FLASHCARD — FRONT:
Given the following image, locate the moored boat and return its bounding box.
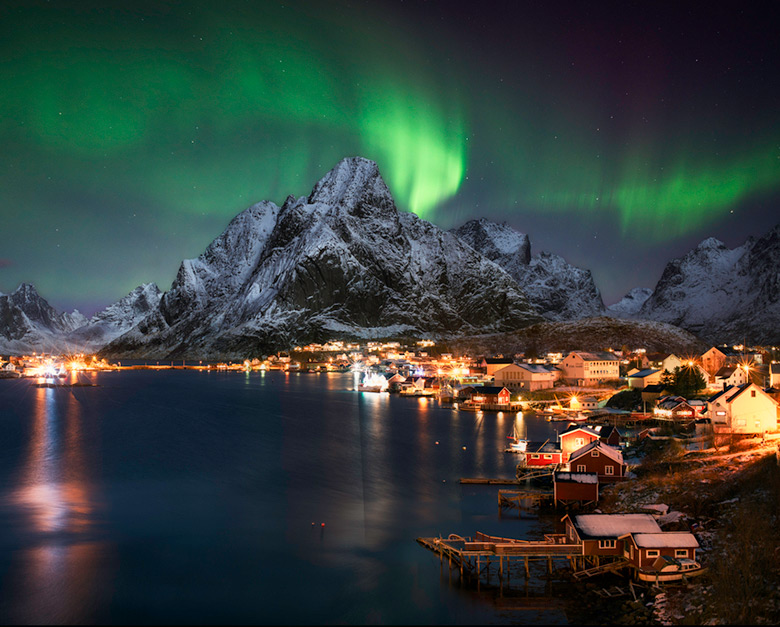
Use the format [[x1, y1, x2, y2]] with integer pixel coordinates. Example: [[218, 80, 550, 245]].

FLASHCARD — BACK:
[[635, 556, 706, 582]]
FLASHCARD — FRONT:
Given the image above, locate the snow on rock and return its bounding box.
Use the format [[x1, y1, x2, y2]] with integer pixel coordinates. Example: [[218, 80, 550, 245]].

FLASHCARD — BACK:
[[607, 287, 653, 318], [635, 225, 780, 344], [100, 157, 543, 359], [451, 218, 606, 320]]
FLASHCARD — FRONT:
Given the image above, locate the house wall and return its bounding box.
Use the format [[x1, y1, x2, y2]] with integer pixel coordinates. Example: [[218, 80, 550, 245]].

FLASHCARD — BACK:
[[561, 353, 620, 385], [570, 450, 625, 481], [560, 431, 599, 462], [494, 364, 556, 391], [524, 451, 562, 466], [554, 481, 599, 502], [625, 544, 695, 570], [730, 389, 778, 433]]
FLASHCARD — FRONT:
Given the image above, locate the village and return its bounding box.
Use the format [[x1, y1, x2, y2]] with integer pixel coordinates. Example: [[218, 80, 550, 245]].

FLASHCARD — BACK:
[[3, 341, 780, 623]]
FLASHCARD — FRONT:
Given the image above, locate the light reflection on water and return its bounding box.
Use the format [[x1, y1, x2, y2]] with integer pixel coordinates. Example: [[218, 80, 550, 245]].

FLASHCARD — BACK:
[[0, 371, 568, 624], [4, 385, 111, 624]]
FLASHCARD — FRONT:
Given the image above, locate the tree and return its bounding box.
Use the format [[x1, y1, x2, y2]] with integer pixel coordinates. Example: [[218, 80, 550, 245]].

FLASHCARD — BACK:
[[660, 368, 674, 390], [671, 364, 707, 396]]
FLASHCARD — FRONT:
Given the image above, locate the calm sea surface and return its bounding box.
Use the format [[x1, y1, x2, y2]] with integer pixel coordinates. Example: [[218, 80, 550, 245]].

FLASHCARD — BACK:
[[0, 370, 572, 624]]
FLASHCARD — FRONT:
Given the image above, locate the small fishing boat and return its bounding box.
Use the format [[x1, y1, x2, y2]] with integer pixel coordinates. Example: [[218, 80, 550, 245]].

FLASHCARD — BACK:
[[635, 556, 706, 583], [505, 425, 528, 453]]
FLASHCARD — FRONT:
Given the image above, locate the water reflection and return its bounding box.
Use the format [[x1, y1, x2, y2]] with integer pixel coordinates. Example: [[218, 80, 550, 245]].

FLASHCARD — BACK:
[[6, 387, 109, 623]]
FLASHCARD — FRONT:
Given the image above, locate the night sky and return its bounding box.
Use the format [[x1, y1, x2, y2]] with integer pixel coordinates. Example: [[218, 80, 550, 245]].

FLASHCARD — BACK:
[[2, 0, 778, 316]]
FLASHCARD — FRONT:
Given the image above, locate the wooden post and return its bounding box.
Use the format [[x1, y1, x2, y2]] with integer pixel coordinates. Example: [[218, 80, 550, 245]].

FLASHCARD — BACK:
[[525, 556, 529, 578], [547, 556, 552, 574]]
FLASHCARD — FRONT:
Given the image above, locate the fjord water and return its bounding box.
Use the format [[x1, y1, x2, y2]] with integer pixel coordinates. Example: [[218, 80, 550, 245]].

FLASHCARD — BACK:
[[0, 370, 568, 624]]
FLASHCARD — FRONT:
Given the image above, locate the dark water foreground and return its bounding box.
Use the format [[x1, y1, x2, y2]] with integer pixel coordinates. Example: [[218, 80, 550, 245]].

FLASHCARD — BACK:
[[0, 370, 571, 624]]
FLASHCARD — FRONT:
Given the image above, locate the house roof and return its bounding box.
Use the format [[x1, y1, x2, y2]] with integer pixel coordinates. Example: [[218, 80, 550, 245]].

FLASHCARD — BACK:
[[628, 368, 661, 378], [569, 440, 624, 465], [770, 364, 780, 375], [516, 363, 555, 374], [709, 382, 775, 405], [572, 514, 661, 539], [642, 384, 668, 394], [656, 397, 694, 411], [554, 472, 598, 484], [483, 358, 513, 364], [470, 386, 508, 395], [715, 364, 741, 377], [567, 351, 619, 362], [527, 441, 561, 454], [560, 424, 601, 439], [599, 425, 621, 439], [627, 532, 699, 549]]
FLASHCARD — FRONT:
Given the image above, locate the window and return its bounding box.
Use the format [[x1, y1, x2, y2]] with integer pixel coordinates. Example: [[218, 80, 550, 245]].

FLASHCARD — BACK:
[[675, 549, 688, 558], [604, 465, 614, 475], [598, 540, 616, 549], [591, 451, 599, 457], [575, 438, 584, 447], [544, 454, 552, 459], [576, 464, 586, 473], [751, 390, 756, 397], [646, 550, 660, 558]]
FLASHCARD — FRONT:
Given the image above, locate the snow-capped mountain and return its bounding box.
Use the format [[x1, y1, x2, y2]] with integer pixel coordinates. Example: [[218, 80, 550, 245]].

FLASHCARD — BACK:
[[0, 283, 87, 354], [630, 225, 780, 344], [452, 218, 606, 320], [607, 287, 653, 318], [64, 283, 163, 352], [100, 157, 543, 359]]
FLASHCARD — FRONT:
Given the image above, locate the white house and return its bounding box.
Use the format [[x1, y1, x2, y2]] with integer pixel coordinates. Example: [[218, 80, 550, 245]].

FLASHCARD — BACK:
[[707, 382, 778, 435], [769, 363, 780, 389], [713, 365, 749, 390]]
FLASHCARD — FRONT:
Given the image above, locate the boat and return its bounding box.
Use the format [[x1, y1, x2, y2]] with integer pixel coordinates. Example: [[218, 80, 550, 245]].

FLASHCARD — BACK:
[[505, 424, 528, 453], [635, 556, 706, 583]]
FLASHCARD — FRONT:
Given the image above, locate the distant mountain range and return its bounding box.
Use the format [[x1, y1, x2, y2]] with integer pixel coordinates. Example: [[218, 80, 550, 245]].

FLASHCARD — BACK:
[[1, 157, 778, 358]]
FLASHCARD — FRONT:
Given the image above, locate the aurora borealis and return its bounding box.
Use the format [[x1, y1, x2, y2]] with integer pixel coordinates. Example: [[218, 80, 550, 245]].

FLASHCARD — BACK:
[[1, 0, 778, 314]]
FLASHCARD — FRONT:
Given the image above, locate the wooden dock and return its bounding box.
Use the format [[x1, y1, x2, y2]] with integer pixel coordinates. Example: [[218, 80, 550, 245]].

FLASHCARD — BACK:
[[460, 477, 522, 485], [417, 532, 583, 587]]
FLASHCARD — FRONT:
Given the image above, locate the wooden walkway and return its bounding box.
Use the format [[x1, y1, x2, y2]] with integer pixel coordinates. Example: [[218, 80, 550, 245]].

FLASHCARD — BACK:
[[417, 532, 583, 586], [570, 558, 631, 580]]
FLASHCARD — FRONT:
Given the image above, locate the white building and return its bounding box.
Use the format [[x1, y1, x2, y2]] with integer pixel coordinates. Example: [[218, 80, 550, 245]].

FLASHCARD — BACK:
[[707, 383, 778, 435]]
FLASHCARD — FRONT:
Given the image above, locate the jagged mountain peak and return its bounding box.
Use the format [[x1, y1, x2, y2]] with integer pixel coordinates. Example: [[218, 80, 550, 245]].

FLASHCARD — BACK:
[[452, 218, 605, 321], [307, 157, 395, 217], [101, 158, 542, 359]]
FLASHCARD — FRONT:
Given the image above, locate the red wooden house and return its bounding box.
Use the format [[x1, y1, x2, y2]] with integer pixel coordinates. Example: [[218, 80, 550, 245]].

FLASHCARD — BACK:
[[562, 513, 662, 562], [620, 532, 699, 572], [523, 441, 564, 466], [553, 471, 599, 505], [559, 425, 601, 462], [598, 425, 622, 447], [466, 386, 511, 405], [568, 440, 627, 482]]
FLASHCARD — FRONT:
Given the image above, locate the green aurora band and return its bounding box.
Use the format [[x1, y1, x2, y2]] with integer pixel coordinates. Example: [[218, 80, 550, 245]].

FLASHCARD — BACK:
[[1, 1, 779, 309]]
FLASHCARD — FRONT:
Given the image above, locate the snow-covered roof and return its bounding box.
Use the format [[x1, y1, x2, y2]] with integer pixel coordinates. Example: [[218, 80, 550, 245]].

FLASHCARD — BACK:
[[629, 532, 699, 549], [569, 439, 624, 464], [628, 368, 661, 378], [560, 424, 601, 438], [554, 472, 598, 484], [573, 514, 661, 538]]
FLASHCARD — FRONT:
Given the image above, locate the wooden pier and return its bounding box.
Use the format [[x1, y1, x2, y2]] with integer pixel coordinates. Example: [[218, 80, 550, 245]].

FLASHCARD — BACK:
[[417, 532, 583, 587]]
